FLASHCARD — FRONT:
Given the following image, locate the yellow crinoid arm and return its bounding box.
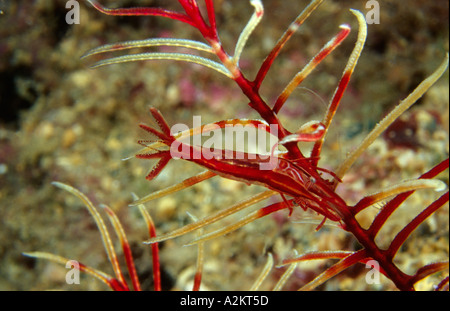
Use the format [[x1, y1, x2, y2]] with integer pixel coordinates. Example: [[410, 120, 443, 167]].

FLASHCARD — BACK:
[[249, 253, 274, 291], [144, 190, 276, 244], [51, 182, 128, 288], [232, 0, 264, 66], [23, 252, 117, 289], [336, 53, 449, 179], [130, 170, 217, 206], [352, 179, 447, 215], [89, 52, 232, 78], [82, 38, 214, 59]]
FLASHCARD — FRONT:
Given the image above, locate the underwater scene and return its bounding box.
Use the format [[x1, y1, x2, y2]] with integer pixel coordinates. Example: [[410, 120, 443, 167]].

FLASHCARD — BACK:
[[0, 0, 448, 291]]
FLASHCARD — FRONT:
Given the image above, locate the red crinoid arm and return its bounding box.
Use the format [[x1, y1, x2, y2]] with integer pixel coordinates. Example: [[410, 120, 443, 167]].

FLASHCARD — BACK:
[[387, 191, 449, 259], [149, 107, 171, 137], [193, 242, 204, 291], [102, 205, 142, 291], [254, 0, 324, 89], [178, 0, 203, 25], [136, 151, 172, 181], [435, 276, 450, 291], [272, 24, 350, 114], [176, 0, 218, 41], [86, 0, 195, 26], [135, 201, 161, 291], [310, 9, 367, 166], [281, 250, 390, 276], [204, 0, 217, 33], [410, 262, 449, 287], [136, 108, 175, 181], [368, 159, 449, 239], [138, 124, 168, 143], [299, 249, 368, 291], [148, 220, 161, 291], [188, 213, 205, 291], [139, 107, 173, 143], [281, 250, 355, 265]]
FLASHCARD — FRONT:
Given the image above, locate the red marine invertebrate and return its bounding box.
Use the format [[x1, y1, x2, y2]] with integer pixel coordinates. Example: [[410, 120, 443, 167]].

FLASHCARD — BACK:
[[26, 0, 448, 291]]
